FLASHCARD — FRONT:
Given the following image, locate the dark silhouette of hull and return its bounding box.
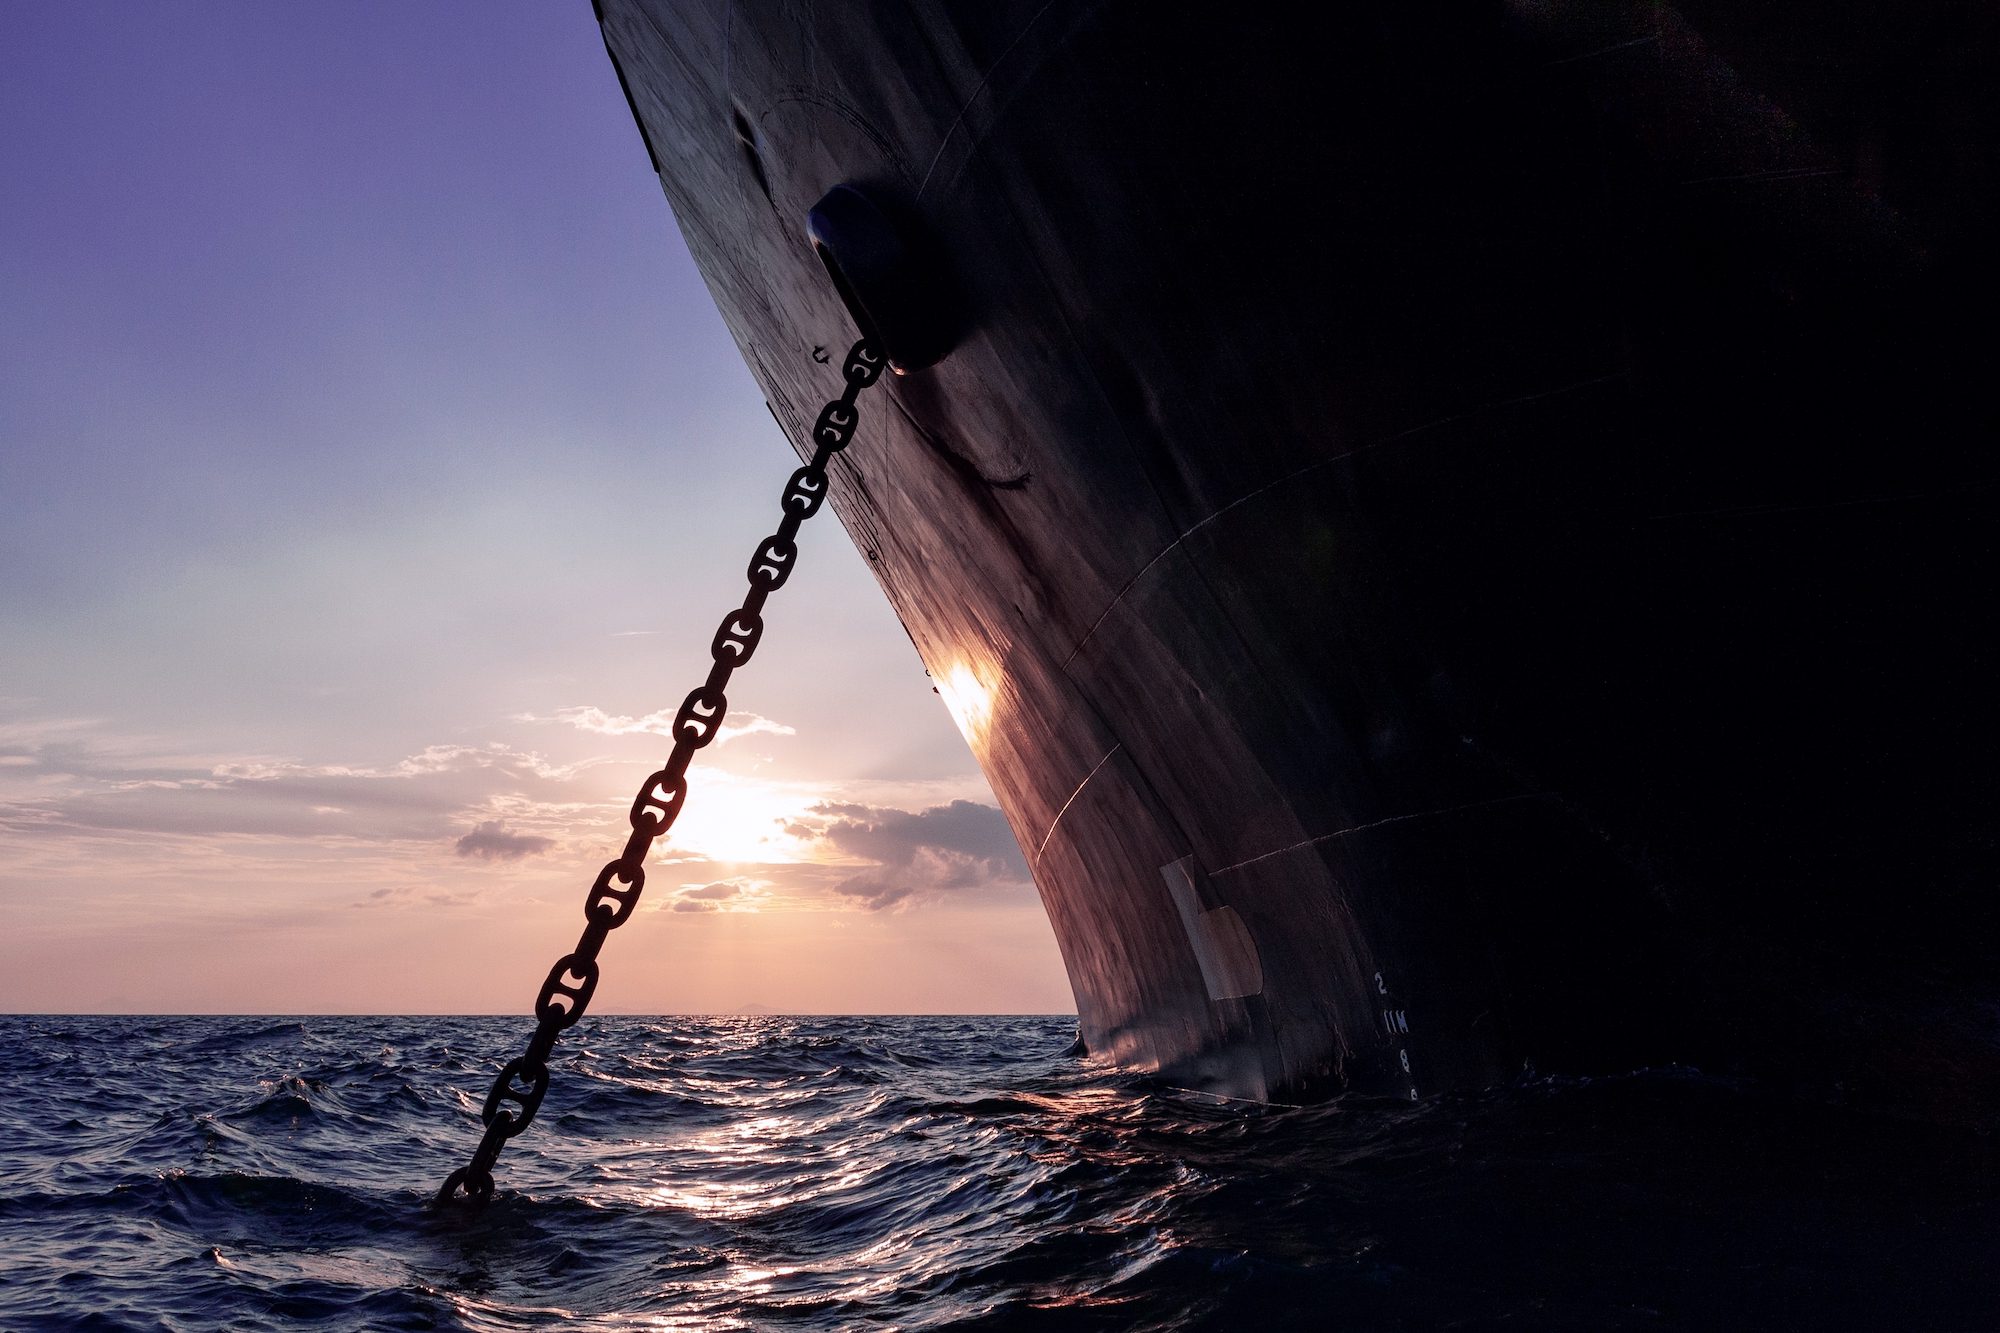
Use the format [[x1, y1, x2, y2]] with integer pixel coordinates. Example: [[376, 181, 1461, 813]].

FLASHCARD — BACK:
[[595, 1, 1998, 1117]]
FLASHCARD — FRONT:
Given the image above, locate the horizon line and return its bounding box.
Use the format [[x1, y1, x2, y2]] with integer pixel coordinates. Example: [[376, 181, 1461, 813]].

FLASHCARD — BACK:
[[0, 1010, 1081, 1019]]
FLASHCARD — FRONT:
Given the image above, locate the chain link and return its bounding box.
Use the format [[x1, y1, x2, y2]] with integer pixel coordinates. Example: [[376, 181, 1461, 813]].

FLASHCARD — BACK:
[[435, 338, 884, 1207]]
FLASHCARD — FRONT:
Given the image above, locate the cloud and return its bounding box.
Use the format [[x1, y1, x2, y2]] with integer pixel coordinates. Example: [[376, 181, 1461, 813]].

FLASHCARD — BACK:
[[1, 708, 1027, 927], [0, 727, 600, 849], [714, 713, 798, 746], [209, 742, 593, 786], [351, 884, 478, 909], [518, 705, 795, 747], [667, 876, 769, 913], [812, 799, 1024, 864], [454, 820, 555, 862], [0, 716, 105, 747], [788, 800, 1031, 911]]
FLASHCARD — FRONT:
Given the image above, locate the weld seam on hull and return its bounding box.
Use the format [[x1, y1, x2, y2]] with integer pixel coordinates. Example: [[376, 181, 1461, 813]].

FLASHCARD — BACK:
[[1032, 743, 1123, 866], [1059, 373, 1626, 671], [914, 0, 1064, 199], [1207, 792, 1555, 878]]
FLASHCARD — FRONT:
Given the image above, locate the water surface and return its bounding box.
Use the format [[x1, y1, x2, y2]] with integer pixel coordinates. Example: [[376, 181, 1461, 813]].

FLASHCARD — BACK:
[[1, 1015, 1992, 1329]]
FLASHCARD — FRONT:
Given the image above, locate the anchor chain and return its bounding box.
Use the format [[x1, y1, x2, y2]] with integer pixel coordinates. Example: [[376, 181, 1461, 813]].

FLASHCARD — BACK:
[[436, 338, 884, 1207]]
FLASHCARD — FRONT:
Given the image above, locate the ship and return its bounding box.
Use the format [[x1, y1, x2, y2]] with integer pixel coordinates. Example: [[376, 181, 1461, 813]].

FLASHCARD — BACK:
[[589, 0, 1998, 1118]]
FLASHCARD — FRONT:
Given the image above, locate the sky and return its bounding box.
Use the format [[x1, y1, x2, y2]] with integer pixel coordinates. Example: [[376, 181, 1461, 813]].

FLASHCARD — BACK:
[[0, 2, 1073, 1015]]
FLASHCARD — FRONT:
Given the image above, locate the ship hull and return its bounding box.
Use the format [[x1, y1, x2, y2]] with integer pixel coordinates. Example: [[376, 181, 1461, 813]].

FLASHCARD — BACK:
[[597, 0, 1998, 1115]]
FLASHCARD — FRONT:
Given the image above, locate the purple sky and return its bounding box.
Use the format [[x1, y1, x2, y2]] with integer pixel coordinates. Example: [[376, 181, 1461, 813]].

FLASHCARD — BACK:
[[0, 3, 1071, 1014]]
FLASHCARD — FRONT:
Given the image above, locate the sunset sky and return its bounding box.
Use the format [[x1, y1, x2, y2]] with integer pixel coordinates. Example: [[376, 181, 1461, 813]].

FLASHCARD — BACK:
[[0, 3, 1073, 1015]]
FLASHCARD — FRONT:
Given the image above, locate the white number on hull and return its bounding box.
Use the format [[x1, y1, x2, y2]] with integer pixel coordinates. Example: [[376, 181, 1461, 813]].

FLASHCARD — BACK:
[[1373, 967, 1420, 1102]]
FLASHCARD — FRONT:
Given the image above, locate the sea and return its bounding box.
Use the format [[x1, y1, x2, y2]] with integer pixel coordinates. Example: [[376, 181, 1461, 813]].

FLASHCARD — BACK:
[[0, 1014, 1993, 1331]]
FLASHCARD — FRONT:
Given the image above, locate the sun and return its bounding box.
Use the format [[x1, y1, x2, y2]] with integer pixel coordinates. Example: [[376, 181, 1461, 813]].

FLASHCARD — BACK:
[[665, 768, 813, 865]]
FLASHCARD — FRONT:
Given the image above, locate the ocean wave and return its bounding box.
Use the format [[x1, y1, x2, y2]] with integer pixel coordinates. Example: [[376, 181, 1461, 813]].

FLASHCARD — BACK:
[[183, 1019, 310, 1052]]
